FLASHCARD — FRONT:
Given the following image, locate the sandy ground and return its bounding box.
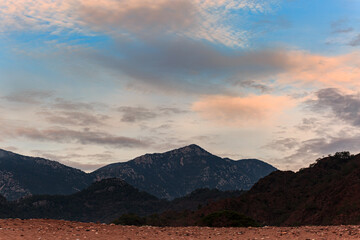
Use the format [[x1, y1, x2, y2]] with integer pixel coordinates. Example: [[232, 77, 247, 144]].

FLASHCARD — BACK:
[[0, 219, 359, 240]]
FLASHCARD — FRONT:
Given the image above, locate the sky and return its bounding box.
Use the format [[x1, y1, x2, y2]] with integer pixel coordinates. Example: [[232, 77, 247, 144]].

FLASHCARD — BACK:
[[0, 0, 360, 172]]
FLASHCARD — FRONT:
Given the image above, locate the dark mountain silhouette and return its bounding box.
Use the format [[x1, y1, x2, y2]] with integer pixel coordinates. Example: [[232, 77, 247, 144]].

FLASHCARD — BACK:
[[0, 145, 276, 201], [8, 178, 164, 223], [0, 149, 92, 200], [157, 151, 360, 226], [92, 144, 276, 199], [0, 179, 243, 223]]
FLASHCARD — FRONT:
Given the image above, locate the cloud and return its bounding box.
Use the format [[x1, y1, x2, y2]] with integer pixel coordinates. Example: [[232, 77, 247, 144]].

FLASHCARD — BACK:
[[332, 28, 354, 34], [31, 150, 116, 172], [0, 0, 76, 33], [77, 0, 280, 47], [117, 106, 187, 122], [296, 118, 320, 131], [265, 137, 299, 151], [39, 111, 109, 126], [0, 0, 280, 47], [52, 98, 96, 111], [12, 127, 148, 148], [3, 90, 53, 104], [284, 134, 360, 167], [349, 34, 360, 47], [78, 40, 360, 94], [78, 0, 196, 35], [330, 19, 354, 34], [192, 94, 294, 125], [276, 51, 360, 89], [307, 88, 360, 126], [85, 39, 295, 94], [118, 107, 157, 122]]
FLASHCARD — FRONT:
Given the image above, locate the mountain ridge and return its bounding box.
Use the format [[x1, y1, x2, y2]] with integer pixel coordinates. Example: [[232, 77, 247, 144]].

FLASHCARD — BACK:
[[92, 144, 276, 199], [0, 144, 276, 200]]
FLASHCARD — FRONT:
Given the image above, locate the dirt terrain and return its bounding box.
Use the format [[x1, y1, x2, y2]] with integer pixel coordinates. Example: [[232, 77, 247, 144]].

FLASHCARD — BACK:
[[0, 219, 359, 239]]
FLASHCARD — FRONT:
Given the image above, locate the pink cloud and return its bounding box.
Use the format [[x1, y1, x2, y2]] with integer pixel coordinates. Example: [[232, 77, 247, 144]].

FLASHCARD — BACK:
[[192, 94, 294, 126], [277, 51, 360, 89]]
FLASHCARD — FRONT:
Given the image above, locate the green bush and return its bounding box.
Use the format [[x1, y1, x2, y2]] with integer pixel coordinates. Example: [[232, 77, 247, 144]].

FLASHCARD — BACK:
[[202, 210, 260, 227]]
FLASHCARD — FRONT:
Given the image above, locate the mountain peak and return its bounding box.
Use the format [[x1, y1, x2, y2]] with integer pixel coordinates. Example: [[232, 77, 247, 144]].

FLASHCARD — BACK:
[[169, 144, 211, 156]]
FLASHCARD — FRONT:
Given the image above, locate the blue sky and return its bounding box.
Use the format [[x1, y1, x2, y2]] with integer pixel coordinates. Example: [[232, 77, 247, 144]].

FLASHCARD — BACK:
[[0, 0, 360, 171]]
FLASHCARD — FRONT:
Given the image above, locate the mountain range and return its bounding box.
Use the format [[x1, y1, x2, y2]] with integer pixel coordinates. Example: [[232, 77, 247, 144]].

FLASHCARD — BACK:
[[0, 150, 359, 227], [0, 144, 276, 200]]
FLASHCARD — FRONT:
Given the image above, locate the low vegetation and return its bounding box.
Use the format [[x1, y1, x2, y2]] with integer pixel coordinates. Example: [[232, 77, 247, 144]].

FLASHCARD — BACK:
[[201, 210, 260, 227]]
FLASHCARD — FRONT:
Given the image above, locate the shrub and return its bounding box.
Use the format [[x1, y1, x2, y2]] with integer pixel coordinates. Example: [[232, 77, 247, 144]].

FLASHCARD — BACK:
[[333, 151, 353, 160], [112, 213, 145, 226], [202, 210, 260, 227]]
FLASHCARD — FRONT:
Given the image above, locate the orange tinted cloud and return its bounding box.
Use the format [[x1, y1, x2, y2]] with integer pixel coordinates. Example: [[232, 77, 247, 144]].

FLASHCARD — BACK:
[[192, 95, 294, 126], [278, 51, 360, 89]]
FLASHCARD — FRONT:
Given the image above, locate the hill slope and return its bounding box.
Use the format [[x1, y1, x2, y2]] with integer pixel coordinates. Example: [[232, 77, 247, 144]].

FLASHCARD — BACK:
[[173, 151, 360, 226], [9, 178, 165, 223], [0, 149, 92, 200], [92, 144, 276, 199]]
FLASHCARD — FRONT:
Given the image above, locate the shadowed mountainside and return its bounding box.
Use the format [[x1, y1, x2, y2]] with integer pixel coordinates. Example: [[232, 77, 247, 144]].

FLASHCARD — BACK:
[[154, 151, 360, 226], [92, 144, 276, 199], [0, 149, 92, 200], [0, 179, 243, 223]]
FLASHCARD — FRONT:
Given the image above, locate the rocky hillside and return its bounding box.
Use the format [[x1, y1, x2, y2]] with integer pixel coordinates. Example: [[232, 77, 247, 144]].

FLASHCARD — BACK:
[[165, 151, 360, 226], [0, 149, 92, 200], [92, 144, 276, 199]]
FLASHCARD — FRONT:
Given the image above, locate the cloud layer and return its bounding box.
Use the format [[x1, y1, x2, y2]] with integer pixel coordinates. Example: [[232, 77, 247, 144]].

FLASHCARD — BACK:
[[0, 0, 279, 47]]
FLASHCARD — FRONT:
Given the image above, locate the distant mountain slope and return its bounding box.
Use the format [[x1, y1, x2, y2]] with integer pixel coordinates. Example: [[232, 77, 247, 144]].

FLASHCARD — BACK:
[[0, 179, 243, 223], [8, 178, 165, 223], [92, 144, 276, 199], [170, 151, 360, 226], [0, 149, 92, 200]]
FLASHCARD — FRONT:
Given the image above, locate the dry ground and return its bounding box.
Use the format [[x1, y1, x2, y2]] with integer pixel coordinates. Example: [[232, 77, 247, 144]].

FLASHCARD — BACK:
[[0, 219, 359, 240]]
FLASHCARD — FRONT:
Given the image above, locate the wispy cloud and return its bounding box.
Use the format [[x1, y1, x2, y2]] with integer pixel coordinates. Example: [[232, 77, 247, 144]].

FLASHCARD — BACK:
[[307, 88, 360, 127], [0, 0, 280, 47], [12, 127, 148, 148], [330, 19, 354, 34], [0, 0, 76, 33], [3, 90, 53, 104], [31, 150, 116, 172], [118, 106, 187, 123], [349, 34, 360, 47], [38, 111, 109, 126], [52, 98, 97, 111]]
